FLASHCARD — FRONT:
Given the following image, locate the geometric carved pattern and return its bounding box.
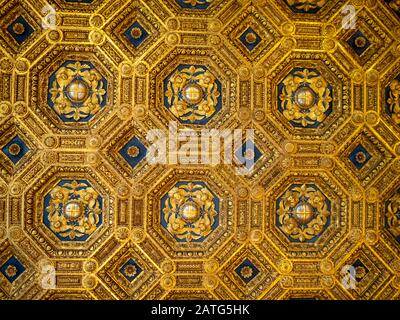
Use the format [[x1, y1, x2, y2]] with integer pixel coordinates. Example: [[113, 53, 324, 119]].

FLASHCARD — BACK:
[[2, 0, 400, 301], [339, 128, 394, 187]]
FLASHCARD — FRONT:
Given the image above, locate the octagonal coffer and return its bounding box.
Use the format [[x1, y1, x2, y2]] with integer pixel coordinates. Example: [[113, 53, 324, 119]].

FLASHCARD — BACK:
[[160, 181, 220, 242], [278, 68, 333, 128], [164, 64, 222, 125], [48, 60, 108, 123], [150, 47, 236, 130], [43, 179, 103, 241], [268, 53, 351, 140], [276, 183, 331, 243], [266, 172, 349, 259], [146, 169, 234, 259]]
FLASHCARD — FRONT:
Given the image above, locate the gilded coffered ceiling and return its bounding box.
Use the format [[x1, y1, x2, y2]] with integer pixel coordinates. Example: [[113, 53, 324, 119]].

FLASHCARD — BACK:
[[1, 0, 400, 300]]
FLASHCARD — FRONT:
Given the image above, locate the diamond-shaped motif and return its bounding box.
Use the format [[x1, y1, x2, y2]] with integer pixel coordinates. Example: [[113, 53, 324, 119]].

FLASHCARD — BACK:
[[347, 30, 371, 56], [6, 15, 35, 45], [348, 144, 372, 170], [239, 27, 262, 52], [97, 242, 161, 299], [104, 121, 154, 182], [119, 258, 143, 282], [0, 256, 26, 284], [123, 21, 149, 48], [340, 129, 394, 186], [0, 1, 41, 55], [0, 123, 36, 182], [234, 139, 263, 170], [104, 4, 164, 59], [339, 9, 393, 67], [0, 241, 36, 297], [235, 259, 260, 284], [338, 246, 391, 299], [119, 136, 148, 169], [221, 246, 278, 299], [222, 6, 281, 62], [1, 135, 30, 165]]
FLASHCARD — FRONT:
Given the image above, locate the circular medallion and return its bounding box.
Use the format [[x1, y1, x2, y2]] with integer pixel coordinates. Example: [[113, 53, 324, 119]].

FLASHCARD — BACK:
[[293, 202, 315, 224], [355, 151, 367, 164], [244, 149, 255, 160], [245, 32, 257, 44], [294, 86, 316, 109], [63, 201, 83, 220], [130, 27, 142, 39], [182, 83, 203, 104], [355, 36, 367, 48], [8, 143, 21, 156], [355, 265, 367, 279], [127, 146, 140, 158], [5, 265, 17, 277], [13, 23, 25, 35], [240, 266, 253, 279], [66, 79, 89, 103], [124, 264, 138, 278], [180, 201, 201, 223]]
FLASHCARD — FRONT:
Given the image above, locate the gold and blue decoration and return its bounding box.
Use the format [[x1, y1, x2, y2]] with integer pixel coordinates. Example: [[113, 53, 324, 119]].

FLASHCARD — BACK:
[[347, 30, 371, 57], [123, 21, 149, 48], [276, 184, 331, 243], [234, 259, 260, 284], [48, 60, 108, 122], [284, 0, 327, 13], [43, 180, 103, 241], [351, 259, 369, 284], [119, 136, 148, 169], [160, 181, 219, 242], [239, 27, 262, 52], [278, 68, 333, 128], [176, 0, 212, 9], [385, 75, 400, 125], [234, 139, 262, 170], [6, 15, 35, 45], [348, 144, 372, 170], [385, 190, 400, 243], [1, 135, 30, 165], [119, 258, 143, 282], [164, 65, 222, 125], [0, 256, 25, 284]]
